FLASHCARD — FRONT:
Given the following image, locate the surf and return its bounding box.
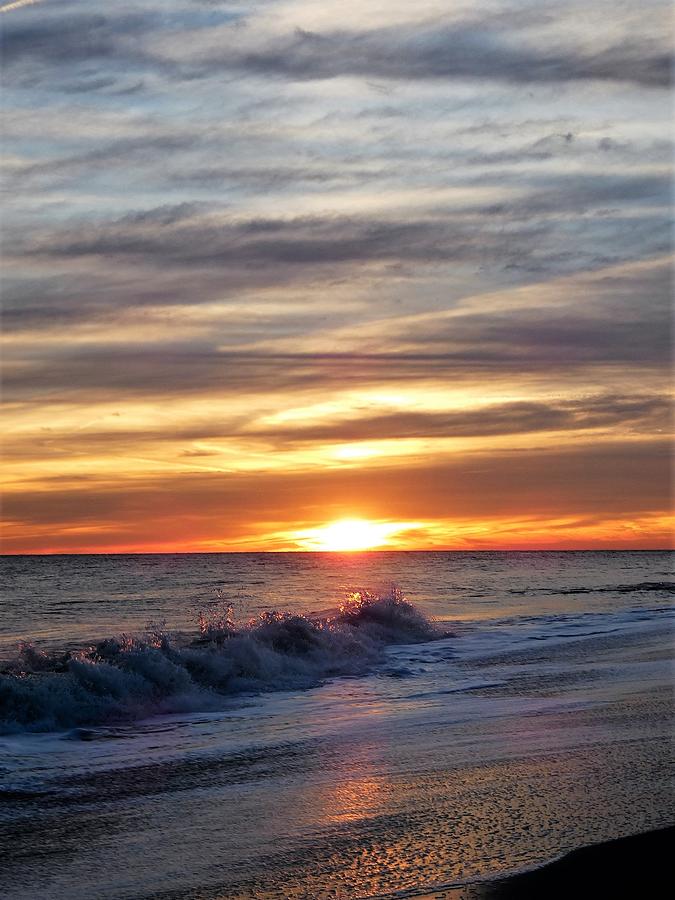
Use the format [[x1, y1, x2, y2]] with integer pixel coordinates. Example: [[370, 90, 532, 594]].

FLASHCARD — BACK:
[[0, 588, 439, 733]]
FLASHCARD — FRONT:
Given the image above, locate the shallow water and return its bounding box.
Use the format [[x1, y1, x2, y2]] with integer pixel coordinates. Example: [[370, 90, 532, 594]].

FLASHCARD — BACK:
[[0, 551, 673, 899]]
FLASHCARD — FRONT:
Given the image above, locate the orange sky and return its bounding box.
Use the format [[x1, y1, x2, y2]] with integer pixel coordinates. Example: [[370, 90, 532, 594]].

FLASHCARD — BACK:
[[1, 1, 673, 553]]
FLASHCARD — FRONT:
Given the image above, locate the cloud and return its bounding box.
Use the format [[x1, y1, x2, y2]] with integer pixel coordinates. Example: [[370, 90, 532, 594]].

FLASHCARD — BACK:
[[6, 167, 669, 289], [12, 136, 198, 182], [0, 1, 46, 14], [26, 211, 449, 266], [2, 253, 671, 403], [2, 2, 672, 552], [241, 395, 673, 444], [211, 24, 671, 88], [3, 439, 671, 549], [3, 395, 670, 466], [0, 12, 146, 67], [2, 7, 671, 90]]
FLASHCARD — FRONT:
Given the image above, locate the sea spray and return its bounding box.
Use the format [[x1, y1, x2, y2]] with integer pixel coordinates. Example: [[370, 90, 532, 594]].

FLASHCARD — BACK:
[[0, 588, 438, 733]]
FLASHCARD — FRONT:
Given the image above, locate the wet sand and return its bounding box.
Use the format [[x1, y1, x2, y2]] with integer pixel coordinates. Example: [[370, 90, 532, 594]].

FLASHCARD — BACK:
[[420, 826, 675, 898], [2, 586, 671, 900]]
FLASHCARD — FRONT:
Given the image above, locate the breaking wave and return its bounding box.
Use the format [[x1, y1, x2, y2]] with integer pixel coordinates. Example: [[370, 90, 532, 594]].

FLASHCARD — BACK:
[[0, 589, 438, 734]]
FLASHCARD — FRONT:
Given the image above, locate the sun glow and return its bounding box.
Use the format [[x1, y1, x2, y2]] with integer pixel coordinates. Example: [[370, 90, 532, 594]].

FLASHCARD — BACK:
[[293, 518, 421, 551]]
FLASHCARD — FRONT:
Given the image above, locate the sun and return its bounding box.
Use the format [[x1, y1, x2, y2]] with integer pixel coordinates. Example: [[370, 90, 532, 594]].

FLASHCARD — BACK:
[[294, 518, 418, 551]]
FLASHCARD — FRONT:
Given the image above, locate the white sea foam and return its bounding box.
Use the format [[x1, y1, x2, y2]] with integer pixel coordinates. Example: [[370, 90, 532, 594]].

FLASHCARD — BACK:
[[0, 589, 439, 733]]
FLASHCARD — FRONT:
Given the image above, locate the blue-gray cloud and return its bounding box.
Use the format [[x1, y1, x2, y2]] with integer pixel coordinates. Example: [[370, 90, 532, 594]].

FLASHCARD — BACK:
[[2, 9, 671, 89], [2, 0, 672, 551]]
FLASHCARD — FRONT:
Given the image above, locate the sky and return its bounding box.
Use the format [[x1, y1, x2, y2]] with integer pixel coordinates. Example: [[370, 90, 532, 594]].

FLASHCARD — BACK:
[[1, 0, 673, 553]]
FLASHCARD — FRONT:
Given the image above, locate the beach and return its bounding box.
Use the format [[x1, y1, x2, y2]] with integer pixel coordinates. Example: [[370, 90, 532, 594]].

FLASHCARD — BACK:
[[1, 552, 673, 899], [421, 827, 675, 898]]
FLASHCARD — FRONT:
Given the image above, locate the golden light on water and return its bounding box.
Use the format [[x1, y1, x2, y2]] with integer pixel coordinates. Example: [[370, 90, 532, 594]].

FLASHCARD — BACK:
[[293, 518, 423, 551]]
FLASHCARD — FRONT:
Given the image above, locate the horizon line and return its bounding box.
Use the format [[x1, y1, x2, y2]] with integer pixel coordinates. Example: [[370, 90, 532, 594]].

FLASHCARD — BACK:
[[1, 548, 672, 557]]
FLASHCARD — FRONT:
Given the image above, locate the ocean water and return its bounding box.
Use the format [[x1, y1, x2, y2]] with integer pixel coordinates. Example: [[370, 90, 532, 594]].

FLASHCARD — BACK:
[[0, 551, 673, 899]]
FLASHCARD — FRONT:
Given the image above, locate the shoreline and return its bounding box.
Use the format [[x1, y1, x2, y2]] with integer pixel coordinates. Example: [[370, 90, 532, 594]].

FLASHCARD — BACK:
[[416, 826, 675, 898]]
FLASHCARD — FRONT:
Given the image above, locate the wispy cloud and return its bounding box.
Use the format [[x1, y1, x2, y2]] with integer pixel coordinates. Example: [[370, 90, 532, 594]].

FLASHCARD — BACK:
[[2, 0, 672, 550], [0, 0, 45, 14]]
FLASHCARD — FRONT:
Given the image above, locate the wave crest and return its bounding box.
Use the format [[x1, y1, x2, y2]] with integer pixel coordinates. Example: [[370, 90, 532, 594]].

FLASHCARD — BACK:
[[0, 588, 437, 733]]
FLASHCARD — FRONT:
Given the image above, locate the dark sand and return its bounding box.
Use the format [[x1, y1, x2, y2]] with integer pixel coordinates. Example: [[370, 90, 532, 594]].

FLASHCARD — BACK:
[[419, 826, 675, 898]]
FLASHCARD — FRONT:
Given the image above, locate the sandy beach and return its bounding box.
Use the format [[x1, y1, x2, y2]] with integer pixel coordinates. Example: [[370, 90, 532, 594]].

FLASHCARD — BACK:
[[420, 826, 675, 898], [2, 552, 672, 900]]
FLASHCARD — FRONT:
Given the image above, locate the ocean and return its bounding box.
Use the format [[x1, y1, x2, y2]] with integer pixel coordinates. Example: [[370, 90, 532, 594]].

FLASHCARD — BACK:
[[0, 551, 673, 899]]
